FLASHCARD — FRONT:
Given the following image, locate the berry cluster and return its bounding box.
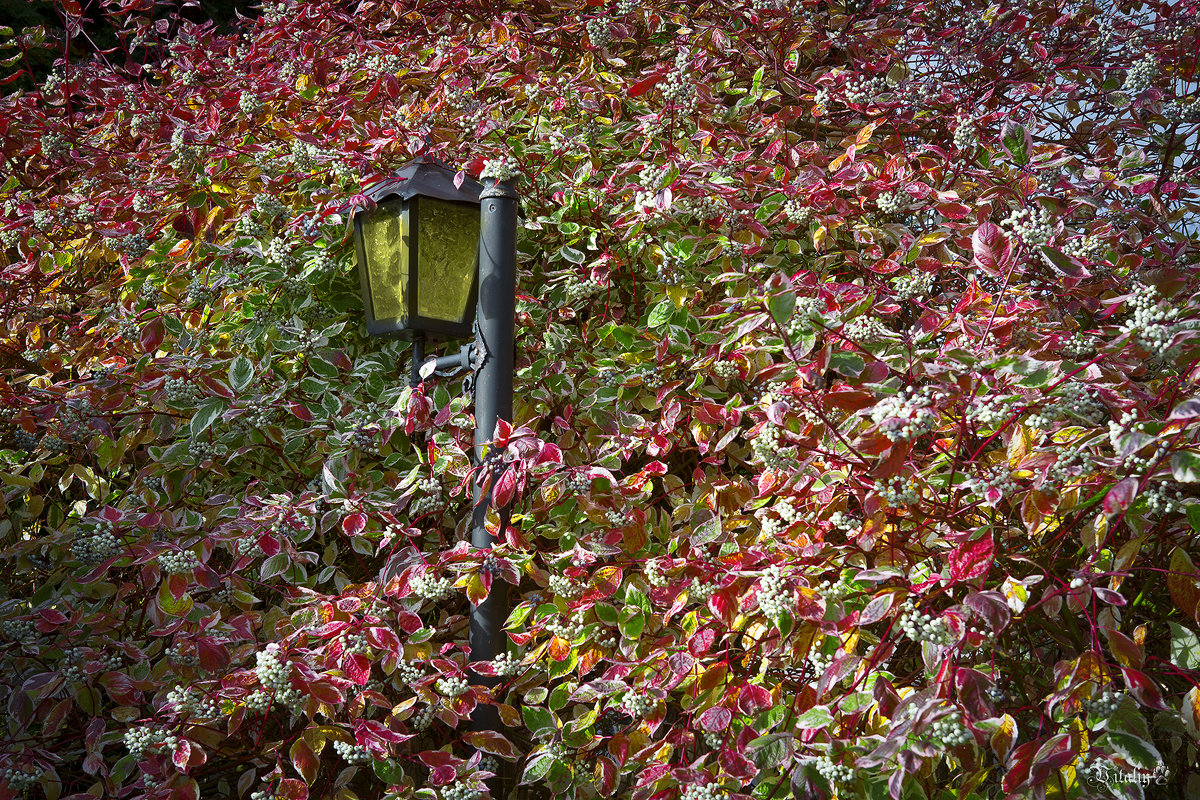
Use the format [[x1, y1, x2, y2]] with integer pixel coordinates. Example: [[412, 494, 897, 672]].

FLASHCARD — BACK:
[[891, 271, 934, 300], [842, 316, 887, 343], [757, 566, 791, 617], [898, 605, 956, 645], [966, 467, 1018, 506], [844, 74, 887, 105], [239, 91, 265, 116], [670, 194, 724, 222], [158, 549, 200, 576], [1140, 483, 1184, 516], [124, 726, 178, 761], [605, 509, 631, 527], [341, 633, 370, 657], [411, 572, 453, 602], [166, 642, 199, 667], [875, 189, 909, 215], [827, 511, 861, 533], [869, 386, 944, 442], [585, 17, 613, 48], [164, 376, 197, 405], [783, 199, 813, 226], [712, 360, 739, 380], [1118, 282, 1181, 358], [395, 659, 423, 685], [564, 274, 606, 301], [0, 766, 42, 791], [73, 520, 120, 566], [661, 51, 696, 109], [1122, 55, 1158, 94], [333, 740, 373, 764], [926, 711, 973, 746], [480, 157, 519, 182], [621, 690, 655, 718], [688, 577, 718, 603], [1001, 206, 1055, 249], [967, 395, 1008, 428], [254, 194, 288, 221], [645, 560, 671, 588], [681, 782, 726, 800], [751, 425, 791, 469], [545, 610, 586, 641], [548, 572, 585, 599], [442, 780, 482, 800], [1061, 234, 1105, 262], [1086, 689, 1122, 718], [436, 676, 469, 697], [491, 651, 521, 677], [560, 471, 591, 495], [953, 117, 977, 150], [255, 645, 291, 692], [656, 253, 685, 285], [813, 757, 855, 784], [166, 685, 219, 719]]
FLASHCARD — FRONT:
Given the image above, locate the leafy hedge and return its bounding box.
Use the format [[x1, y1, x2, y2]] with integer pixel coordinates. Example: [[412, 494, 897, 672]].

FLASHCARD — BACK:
[[2, 1, 1200, 799]]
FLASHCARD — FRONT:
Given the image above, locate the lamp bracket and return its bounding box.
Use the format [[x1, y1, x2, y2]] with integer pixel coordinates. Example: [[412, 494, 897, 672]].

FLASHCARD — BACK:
[[463, 321, 488, 398]]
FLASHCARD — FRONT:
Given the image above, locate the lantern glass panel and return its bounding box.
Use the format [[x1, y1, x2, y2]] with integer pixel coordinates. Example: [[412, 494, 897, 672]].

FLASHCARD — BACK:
[[361, 199, 409, 325], [416, 197, 479, 325]]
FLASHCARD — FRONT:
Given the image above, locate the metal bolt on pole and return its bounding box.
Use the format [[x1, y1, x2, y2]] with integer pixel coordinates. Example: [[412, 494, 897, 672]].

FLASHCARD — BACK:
[[470, 177, 518, 737]]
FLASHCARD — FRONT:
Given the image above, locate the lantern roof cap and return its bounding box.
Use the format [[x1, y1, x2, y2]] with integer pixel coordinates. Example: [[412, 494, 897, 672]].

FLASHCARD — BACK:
[[363, 156, 484, 205]]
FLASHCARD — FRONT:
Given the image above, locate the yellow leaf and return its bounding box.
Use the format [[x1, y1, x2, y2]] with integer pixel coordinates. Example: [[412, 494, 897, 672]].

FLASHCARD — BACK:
[[990, 713, 1017, 761], [296, 74, 310, 91], [210, 182, 234, 195], [1007, 424, 1032, 466], [666, 284, 687, 308], [856, 120, 880, 145], [813, 224, 826, 250]]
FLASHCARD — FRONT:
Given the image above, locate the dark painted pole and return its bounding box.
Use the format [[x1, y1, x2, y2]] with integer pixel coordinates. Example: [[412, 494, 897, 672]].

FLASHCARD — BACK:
[[470, 177, 517, 736]]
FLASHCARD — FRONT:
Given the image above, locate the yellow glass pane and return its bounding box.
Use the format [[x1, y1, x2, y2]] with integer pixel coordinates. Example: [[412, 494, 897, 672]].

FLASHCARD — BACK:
[[362, 201, 408, 322], [416, 198, 478, 324]]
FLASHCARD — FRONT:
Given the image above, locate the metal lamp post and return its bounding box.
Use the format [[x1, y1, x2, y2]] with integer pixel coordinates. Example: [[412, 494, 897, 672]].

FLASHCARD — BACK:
[[352, 157, 518, 738]]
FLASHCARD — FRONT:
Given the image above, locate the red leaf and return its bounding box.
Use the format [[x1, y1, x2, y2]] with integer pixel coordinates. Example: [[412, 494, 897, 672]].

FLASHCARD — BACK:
[[737, 684, 772, 715], [344, 653, 371, 685], [172, 739, 192, 772], [628, 73, 663, 97], [305, 680, 344, 705], [493, 466, 517, 508], [140, 318, 164, 352], [342, 513, 367, 536], [949, 533, 993, 583], [1121, 666, 1169, 710], [1103, 477, 1138, 515], [689, 628, 716, 657], [699, 706, 732, 731], [430, 764, 457, 786], [971, 223, 1011, 275], [936, 202, 971, 219], [275, 778, 308, 800]]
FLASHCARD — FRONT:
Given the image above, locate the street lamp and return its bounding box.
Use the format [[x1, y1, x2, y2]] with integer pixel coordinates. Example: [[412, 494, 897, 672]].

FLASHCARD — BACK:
[[352, 155, 482, 340], [352, 156, 518, 743]]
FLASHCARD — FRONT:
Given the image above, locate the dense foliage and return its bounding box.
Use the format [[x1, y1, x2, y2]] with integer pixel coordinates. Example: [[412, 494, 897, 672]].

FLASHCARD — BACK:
[[2, 1, 1200, 799]]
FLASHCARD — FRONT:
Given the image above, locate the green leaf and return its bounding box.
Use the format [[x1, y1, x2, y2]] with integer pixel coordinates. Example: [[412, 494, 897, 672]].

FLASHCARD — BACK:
[[618, 606, 645, 640], [309, 354, 338, 381], [1169, 623, 1200, 671], [1171, 451, 1200, 483], [228, 356, 255, 392], [1105, 731, 1160, 768], [1000, 120, 1030, 166], [190, 399, 224, 438], [648, 299, 674, 329], [794, 705, 834, 729], [768, 292, 796, 327], [522, 706, 558, 738], [829, 351, 865, 378], [559, 245, 585, 264]]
